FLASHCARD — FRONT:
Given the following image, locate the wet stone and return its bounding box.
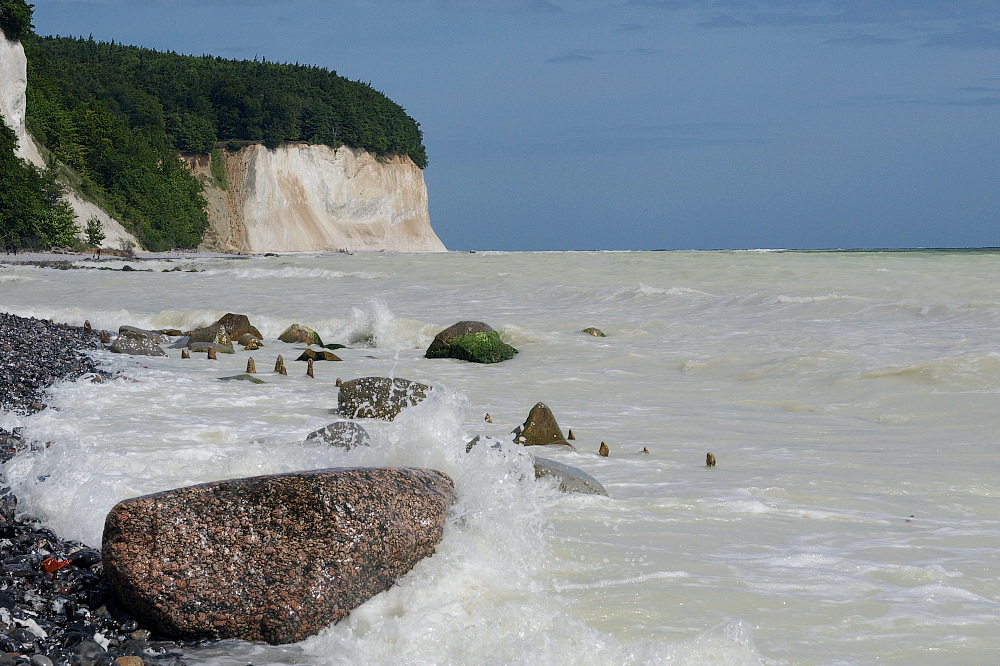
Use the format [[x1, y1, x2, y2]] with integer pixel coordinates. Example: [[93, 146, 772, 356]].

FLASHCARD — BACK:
[[305, 422, 371, 450], [512, 402, 572, 447], [102, 468, 455, 644], [337, 377, 430, 421]]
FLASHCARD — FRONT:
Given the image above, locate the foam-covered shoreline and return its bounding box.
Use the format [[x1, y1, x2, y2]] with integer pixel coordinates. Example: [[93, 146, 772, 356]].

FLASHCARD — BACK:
[[0, 311, 190, 666]]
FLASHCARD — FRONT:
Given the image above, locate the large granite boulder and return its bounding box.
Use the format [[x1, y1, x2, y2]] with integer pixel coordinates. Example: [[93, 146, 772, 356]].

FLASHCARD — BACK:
[[278, 324, 323, 346], [306, 422, 371, 450], [338, 377, 430, 420], [512, 402, 572, 447], [110, 330, 167, 357], [532, 458, 608, 496], [425, 321, 517, 364], [102, 468, 454, 645]]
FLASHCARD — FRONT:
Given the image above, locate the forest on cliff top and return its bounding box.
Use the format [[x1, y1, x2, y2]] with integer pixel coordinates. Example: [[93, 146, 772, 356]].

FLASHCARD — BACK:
[[1, 0, 428, 251]]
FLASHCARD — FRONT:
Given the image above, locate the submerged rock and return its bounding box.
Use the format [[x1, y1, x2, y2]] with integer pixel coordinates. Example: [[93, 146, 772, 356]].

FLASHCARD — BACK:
[[306, 421, 371, 449], [296, 349, 342, 362], [533, 457, 608, 496], [278, 324, 323, 346], [512, 402, 572, 447], [102, 468, 455, 644], [425, 321, 517, 364], [338, 377, 430, 421], [218, 374, 265, 384], [187, 342, 234, 354]]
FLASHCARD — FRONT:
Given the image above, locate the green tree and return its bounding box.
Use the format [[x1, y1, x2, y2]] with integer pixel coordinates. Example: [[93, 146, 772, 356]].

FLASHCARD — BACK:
[[85, 216, 105, 247], [0, 0, 33, 41], [0, 116, 78, 249]]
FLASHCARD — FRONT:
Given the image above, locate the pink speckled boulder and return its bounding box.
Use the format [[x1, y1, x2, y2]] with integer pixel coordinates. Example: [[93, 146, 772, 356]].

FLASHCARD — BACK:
[[102, 468, 454, 644]]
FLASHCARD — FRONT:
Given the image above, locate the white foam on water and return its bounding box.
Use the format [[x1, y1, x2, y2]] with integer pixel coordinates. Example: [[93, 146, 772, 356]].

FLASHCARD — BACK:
[[4, 250, 1000, 663]]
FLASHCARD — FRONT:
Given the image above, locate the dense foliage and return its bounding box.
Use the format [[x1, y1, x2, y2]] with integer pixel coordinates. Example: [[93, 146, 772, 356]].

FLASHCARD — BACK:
[[0, 0, 33, 41], [24, 35, 428, 164], [0, 117, 77, 250], [19, 34, 428, 250]]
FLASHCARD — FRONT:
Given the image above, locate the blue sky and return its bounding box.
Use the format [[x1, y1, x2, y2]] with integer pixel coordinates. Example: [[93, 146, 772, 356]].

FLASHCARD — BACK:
[[30, 0, 1000, 250]]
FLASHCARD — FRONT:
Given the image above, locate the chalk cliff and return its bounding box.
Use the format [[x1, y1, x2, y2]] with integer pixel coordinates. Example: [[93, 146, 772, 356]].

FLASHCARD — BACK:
[[2, 35, 445, 253], [188, 144, 446, 253], [0, 35, 139, 249]]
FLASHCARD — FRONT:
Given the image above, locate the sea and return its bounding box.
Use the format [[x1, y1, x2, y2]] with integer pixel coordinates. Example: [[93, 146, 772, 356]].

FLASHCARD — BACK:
[[1, 249, 998, 665]]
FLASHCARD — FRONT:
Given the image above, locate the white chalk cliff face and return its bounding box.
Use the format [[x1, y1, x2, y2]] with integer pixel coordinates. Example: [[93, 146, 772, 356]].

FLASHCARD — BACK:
[[192, 144, 446, 253], [0, 35, 139, 250]]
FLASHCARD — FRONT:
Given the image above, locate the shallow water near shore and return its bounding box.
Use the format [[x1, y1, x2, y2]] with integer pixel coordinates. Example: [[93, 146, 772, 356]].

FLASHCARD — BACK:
[[1, 249, 999, 665]]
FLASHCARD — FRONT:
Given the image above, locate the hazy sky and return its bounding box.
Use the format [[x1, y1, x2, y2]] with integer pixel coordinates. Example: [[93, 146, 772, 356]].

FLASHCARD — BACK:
[[30, 0, 1000, 250]]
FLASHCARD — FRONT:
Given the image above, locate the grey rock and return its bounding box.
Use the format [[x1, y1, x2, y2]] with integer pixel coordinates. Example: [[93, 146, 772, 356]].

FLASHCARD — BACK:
[[187, 342, 234, 355], [186, 324, 231, 347], [110, 332, 167, 357], [118, 326, 168, 344], [306, 422, 370, 449], [338, 377, 430, 421], [533, 457, 608, 496]]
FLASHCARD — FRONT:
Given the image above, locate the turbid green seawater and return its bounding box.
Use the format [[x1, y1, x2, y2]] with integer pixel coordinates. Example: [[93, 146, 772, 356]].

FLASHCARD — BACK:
[[1, 250, 999, 664]]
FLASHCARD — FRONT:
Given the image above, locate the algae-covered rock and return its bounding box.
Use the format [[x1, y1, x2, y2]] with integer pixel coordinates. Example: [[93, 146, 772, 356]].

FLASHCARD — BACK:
[[532, 457, 608, 496], [338, 377, 430, 421], [278, 324, 323, 346], [425, 321, 517, 364], [512, 402, 571, 447], [582, 327, 606, 337]]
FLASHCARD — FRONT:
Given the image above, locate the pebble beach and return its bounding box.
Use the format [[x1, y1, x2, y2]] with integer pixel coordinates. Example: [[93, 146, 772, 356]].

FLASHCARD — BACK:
[[0, 308, 188, 666]]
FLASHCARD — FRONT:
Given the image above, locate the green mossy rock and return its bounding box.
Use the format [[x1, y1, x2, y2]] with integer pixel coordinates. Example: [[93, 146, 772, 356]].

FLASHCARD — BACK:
[[447, 331, 517, 364], [278, 324, 323, 346], [425, 321, 517, 364]]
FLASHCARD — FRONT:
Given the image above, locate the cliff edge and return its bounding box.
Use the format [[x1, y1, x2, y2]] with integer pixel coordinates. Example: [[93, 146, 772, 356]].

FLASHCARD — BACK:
[[3, 33, 446, 253], [0, 35, 139, 249], [188, 144, 446, 253]]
